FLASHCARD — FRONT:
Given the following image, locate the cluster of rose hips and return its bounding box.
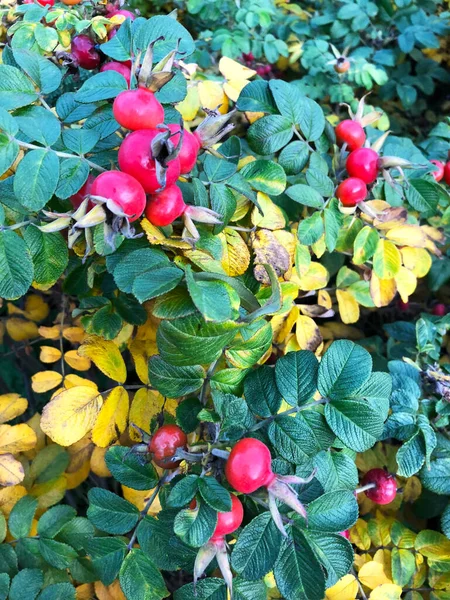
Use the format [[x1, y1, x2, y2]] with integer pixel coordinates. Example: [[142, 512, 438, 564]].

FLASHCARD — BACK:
[[429, 159, 450, 185], [398, 299, 447, 316], [241, 52, 273, 78]]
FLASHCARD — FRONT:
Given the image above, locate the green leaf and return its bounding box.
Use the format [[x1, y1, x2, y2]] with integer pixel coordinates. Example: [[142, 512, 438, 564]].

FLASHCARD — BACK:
[[225, 320, 272, 369], [318, 340, 372, 399], [240, 159, 286, 196], [34, 23, 58, 52], [279, 141, 309, 175], [185, 266, 234, 323], [286, 184, 324, 208], [306, 490, 358, 532], [0, 107, 19, 136], [100, 19, 132, 61], [324, 399, 384, 452], [37, 505, 76, 539], [0, 134, 19, 178], [0, 513, 5, 544], [406, 179, 439, 218], [391, 548, 416, 587], [0, 545, 17, 578], [119, 548, 168, 600], [198, 477, 232, 512], [87, 537, 127, 586], [0, 574, 8, 600], [314, 450, 358, 493], [244, 365, 282, 418], [9, 569, 43, 600], [149, 356, 205, 397], [0, 229, 34, 300], [268, 416, 317, 464], [210, 184, 236, 233], [297, 97, 325, 141], [85, 105, 120, 140], [62, 129, 100, 155], [324, 199, 343, 253], [87, 488, 139, 535], [269, 80, 303, 123], [275, 350, 319, 406], [176, 397, 202, 433], [15, 105, 61, 146], [396, 430, 426, 478], [12, 49, 62, 94], [231, 513, 283, 580], [56, 517, 95, 552], [38, 538, 77, 570], [37, 583, 76, 600], [75, 71, 128, 104], [297, 212, 324, 245], [105, 446, 159, 491], [247, 115, 293, 154], [55, 158, 89, 200], [236, 80, 277, 114], [274, 527, 325, 600], [174, 578, 227, 600], [56, 93, 96, 123], [304, 531, 354, 587], [203, 154, 237, 183], [174, 501, 217, 548], [0, 64, 38, 109], [306, 169, 334, 197], [233, 579, 267, 600], [167, 475, 199, 508], [24, 228, 68, 289], [353, 226, 379, 265], [14, 149, 59, 211], [133, 15, 195, 62], [133, 263, 184, 302]]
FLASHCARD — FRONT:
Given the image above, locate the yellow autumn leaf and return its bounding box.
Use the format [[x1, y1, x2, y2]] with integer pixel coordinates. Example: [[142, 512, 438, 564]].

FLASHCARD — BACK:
[[67, 434, 94, 473], [122, 486, 162, 515], [369, 584, 402, 600], [64, 350, 92, 371], [64, 374, 98, 390], [62, 327, 85, 344], [0, 393, 27, 424], [95, 580, 127, 600], [395, 266, 417, 302], [219, 56, 256, 81], [78, 336, 127, 383], [294, 262, 329, 291], [140, 218, 191, 249], [400, 247, 432, 278], [403, 475, 422, 503], [7, 294, 49, 322], [220, 228, 251, 276], [175, 84, 201, 121], [128, 339, 158, 385], [66, 459, 91, 490], [6, 318, 39, 342], [296, 315, 323, 351], [91, 446, 112, 478], [223, 78, 252, 102], [31, 370, 63, 393], [30, 474, 67, 510], [318, 290, 333, 310], [385, 225, 428, 248], [373, 240, 401, 279], [129, 388, 177, 442], [350, 519, 372, 550], [39, 346, 62, 363], [198, 80, 229, 114], [0, 454, 25, 486], [92, 386, 129, 448], [251, 192, 286, 230], [359, 561, 392, 589], [370, 274, 397, 308], [41, 386, 103, 446], [272, 304, 299, 344], [325, 574, 358, 600], [336, 289, 360, 324], [251, 229, 291, 284], [0, 423, 37, 454], [415, 530, 450, 561], [76, 583, 95, 600], [0, 485, 27, 516], [38, 325, 60, 340]]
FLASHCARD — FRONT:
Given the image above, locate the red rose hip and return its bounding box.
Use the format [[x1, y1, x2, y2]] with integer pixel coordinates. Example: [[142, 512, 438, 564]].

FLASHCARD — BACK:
[[71, 35, 101, 70], [100, 61, 131, 86], [432, 303, 446, 316], [336, 177, 367, 207], [211, 495, 244, 542], [346, 148, 379, 184], [113, 87, 164, 131], [90, 171, 146, 222], [168, 124, 201, 174], [335, 120, 366, 151], [145, 185, 186, 227], [362, 468, 397, 505], [225, 438, 275, 493], [148, 424, 187, 469], [445, 162, 450, 185]]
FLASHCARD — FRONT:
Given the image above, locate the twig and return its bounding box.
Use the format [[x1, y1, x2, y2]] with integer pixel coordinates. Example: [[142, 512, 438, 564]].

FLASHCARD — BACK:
[[249, 398, 329, 432], [11, 138, 106, 172]]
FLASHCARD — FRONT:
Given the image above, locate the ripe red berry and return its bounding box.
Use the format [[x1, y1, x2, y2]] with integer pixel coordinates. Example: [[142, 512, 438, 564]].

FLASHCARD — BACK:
[[397, 299, 410, 312], [145, 185, 185, 227], [336, 178, 367, 207], [69, 174, 95, 210], [167, 124, 201, 174], [225, 438, 275, 494], [90, 171, 146, 222], [211, 495, 244, 542], [432, 303, 446, 316], [113, 87, 164, 131], [118, 129, 181, 194], [362, 469, 397, 505], [108, 8, 136, 20], [346, 148, 379, 184], [148, 424, 187, 469], [445, 162, 450, 185], [100, 61, 131, 86], [24, 0, 55, 4], [429, 160, 444, 182], [340, 530, 350, 540], [335, 120, 366, 151], [71, 35, 101, 70], [334, 58, 350, 74]]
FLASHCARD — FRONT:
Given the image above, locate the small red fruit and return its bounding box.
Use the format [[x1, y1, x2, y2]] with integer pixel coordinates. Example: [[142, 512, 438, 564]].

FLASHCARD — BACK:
[[445, 162, 450, 185], [346, 148, 379, 184], [340, 530, 350, 540], [108, 8, 136, 20], [69, 175, 95, 210], [148, 424, 187, 469], [336, 177, 367, 207], [362, 468, 397, 505], [145, 185, 185, 226], [113, 87, 164, 131], [334, 58, 350, 74], [167, 124, 201, 174], [432, 303, 446, 316], [211, 495, 244, 542], [430, 160, 444, 182], [225, 438, 275, 494], [90, 171, 146, 222], [23, 0, 55, 5], [397, 299, 410, 312], [335, 120, 366, 151], [118, 129, 181, 194], [71, 35, 101, 70], [100, 61, 131, 86]]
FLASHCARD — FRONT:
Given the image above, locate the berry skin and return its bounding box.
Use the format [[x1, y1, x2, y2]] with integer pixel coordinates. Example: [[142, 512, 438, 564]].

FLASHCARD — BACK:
[[71, 35, 101, 70], [336, 178, 367, 207], [69, 175, 95, 210], [340, 530, 350, 540], [118, 129, 181, 194], [346, 147, 379, 184], [90, 171, 146, 222], [168, 124, 201, 174], [362, 469, 397, 505], [430, 160, 444, 182], [108, 8, 136, 20], [113, 87, 164, 131], [225, 438, 275, 494], [334, 58, 350, 74], [148, 424, 187, 469], [100, 61, 131, 86], [62, 0, 82, 5], [432, 303, 446, 316], [24, 0, 55, 5], [335, 120, 366, 151], [445, 162, 450, 185], [145, 185, 185, 226], [211, 495, 244, 542]]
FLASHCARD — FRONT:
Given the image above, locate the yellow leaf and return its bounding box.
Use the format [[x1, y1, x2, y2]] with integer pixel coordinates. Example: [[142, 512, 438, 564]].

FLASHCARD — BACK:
[[223, 79, 251, 102], [251, 192, 286, 230], [31, 370, 63, 393], [400, 247, 432, 278], [6, 318, 39, 341], [369, 584, 402, 600], [415, 530, 450, 561], [0, 485, 27, 516], [318, 290, 333, 310], [293, 262, 329, 291], [76, 583, 95, 600], [295, 315, 322, 351], [129, 388, 173, 442], [95, 580, 127, 600], [220, 228, 251, 276], [8, 294, 49, 322], [321, 322, 365, 341], [272, 305, 299, 345], [198, 81, 229, 114], [358, 561, 392, 589], [41, 386, 103, 446], [219, 56, 256, 81], [251, 229, 291, 283], [66, 459, 91, 490], [402, 476, 422, 503], [140, 218, 192, 249], [325, 574, 358, 600], [39, 346, 62, 363], [295, 243, 312, 277], [62, 327, 85, 344], [64, 349, 92, 371], [79, 336, 127, 383], [0, 393, 27, 424], [370, 274, 397, 308], [336, 289, 360, 324], [350, 519, 372, 550], [128, 339, 158, 385], [92, 386, 129, 448], [373, 240, 401, 279], [0, 454, 25, 486], [38, 325, 60, 340], [122, 486, 161, 515], [64, 374, 98, 390], [422, 224, 445, 243], [395, 267, 417, 302], [385, 225, 428, 248], [175, 85, 200, 121], [30, 474, 67, 509], [67, 434, 94, 473], [373, 548, 392, 580], [91, 446, 112, 478], [0, 423, 37, 454], [245, 111, 264, 124]]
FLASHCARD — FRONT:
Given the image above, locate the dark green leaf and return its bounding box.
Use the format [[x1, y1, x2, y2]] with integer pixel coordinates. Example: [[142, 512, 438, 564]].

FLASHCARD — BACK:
[[14, 149, 59, 211], [105, 446, 159, 491], [149, 356, 205, 397], [87, 488, 139, 535]]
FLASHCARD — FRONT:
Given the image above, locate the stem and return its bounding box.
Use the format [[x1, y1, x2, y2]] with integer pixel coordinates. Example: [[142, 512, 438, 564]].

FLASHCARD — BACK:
[[59, 295, 66, 379], [127, 475, 168, 551], [249, 398, 329, 432], [211, 448, 230, 460], [199, 358, 219, 405], [12, 139, 106, 172], [39, 96, 53, 113], [355, 482, 376, 494], [351, 567, 367, 600]]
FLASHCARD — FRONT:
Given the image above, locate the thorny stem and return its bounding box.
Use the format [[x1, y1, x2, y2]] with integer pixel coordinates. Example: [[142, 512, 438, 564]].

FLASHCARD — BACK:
[[249, 398, 329, 432], [11, 138, 106, 172]]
